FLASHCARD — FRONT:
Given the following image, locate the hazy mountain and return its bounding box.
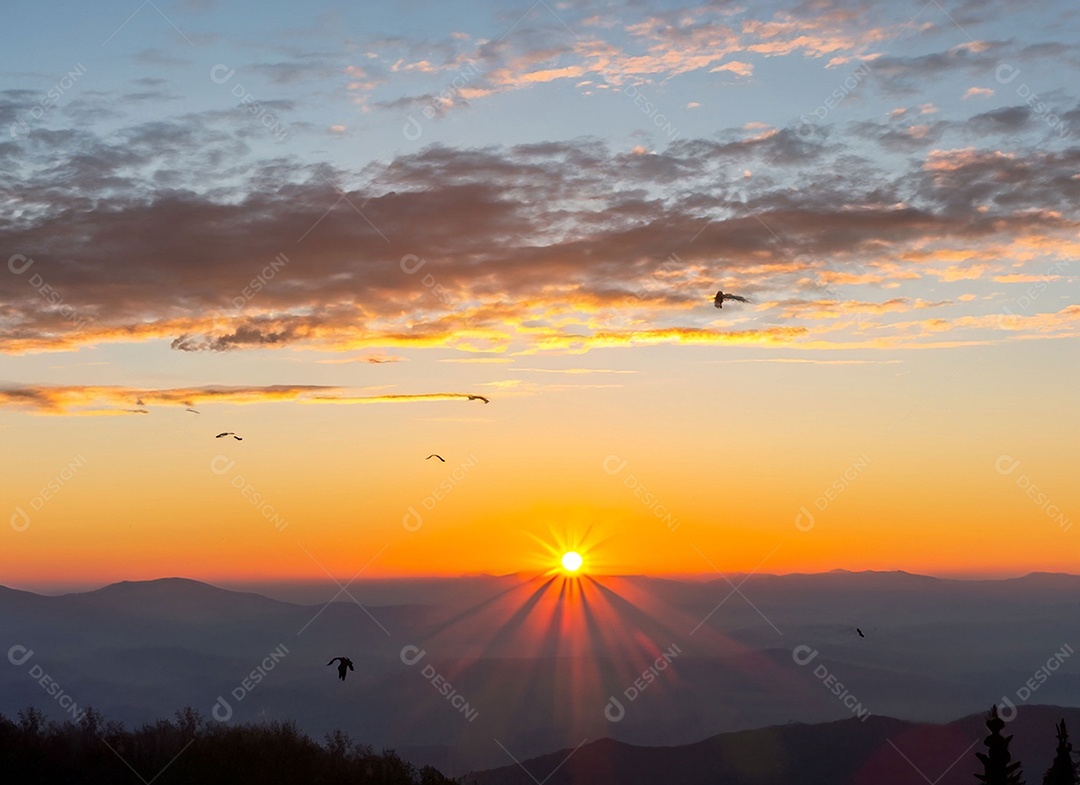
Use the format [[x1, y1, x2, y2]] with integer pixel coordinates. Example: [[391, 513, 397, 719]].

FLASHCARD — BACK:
[[466, 706, 1080, 785], [1, 572, 1076, 774]]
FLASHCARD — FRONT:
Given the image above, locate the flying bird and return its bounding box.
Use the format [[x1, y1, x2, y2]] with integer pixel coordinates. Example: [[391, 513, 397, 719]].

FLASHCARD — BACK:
[[215, 432, 242, 440], [185, 408, 200, 414], [326, 657, 354, 682], [426, 454, 446, 462], [136, 397, 145, 406], [714, 290, 751, 309], [856, 628, 865, 638], [467, 395, 490, 403]]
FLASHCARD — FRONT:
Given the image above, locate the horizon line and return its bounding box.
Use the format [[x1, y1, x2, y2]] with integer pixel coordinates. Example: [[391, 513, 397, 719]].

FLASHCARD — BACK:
[[4, 567, 1079, 597]]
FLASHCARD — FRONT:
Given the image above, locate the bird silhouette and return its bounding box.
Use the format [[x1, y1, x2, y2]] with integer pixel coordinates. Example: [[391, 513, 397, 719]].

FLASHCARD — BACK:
[[186, 408, 200, 414], [856, 628, 865, 638], [467, 395, 490, 403], [714, 290, 751, 309], [136, 397, 145, 406], [327, 657, 354, 681], [426, 454, 446, 462], [215, 432, 242, 440]]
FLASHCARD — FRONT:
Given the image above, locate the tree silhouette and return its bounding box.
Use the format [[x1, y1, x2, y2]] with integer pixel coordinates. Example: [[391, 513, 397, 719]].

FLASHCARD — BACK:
[[0, 705, 459, 784], [1043, 719, 1079, 785], [976, 705, 1025, 785]]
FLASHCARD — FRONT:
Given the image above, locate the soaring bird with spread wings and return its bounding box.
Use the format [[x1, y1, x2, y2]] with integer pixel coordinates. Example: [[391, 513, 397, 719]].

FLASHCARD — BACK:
[[467, 395, 490, 403], [427, 454, 446, 462], [215, 432, 242, 440], [327, 657, 354, 682], [714, 290, 751, 309]]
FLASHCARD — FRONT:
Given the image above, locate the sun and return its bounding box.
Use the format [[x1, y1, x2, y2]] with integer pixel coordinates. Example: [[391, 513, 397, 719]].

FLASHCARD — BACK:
[[561, 551, 584, 573]]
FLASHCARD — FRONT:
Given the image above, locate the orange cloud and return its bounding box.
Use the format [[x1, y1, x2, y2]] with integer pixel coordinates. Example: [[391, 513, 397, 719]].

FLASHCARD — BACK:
[[528, 326, 809, 352], [992, 274, 1064, 283], [0, 385, 494, 415], [710, 61, 753, 77]]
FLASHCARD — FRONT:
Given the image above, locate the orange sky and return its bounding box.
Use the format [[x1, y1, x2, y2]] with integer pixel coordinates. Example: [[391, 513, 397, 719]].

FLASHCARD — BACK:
[[2, 339, 1076, 588], [2, 0, 1078, 588]]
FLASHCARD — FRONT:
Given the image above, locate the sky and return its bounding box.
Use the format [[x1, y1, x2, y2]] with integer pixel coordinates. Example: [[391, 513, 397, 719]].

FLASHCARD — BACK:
[[1, 0, 1077, 588]]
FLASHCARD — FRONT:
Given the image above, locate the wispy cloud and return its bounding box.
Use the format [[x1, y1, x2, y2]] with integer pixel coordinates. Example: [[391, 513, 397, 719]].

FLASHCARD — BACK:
[[0, 385, 493, 414]]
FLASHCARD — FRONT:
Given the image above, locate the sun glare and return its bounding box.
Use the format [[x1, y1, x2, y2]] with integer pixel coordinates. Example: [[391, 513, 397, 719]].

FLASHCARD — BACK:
[[561, 551, 584, 573]]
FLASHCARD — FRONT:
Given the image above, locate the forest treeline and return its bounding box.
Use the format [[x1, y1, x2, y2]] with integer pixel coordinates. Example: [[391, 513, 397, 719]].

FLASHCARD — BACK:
[[0, 706, 458, 784]]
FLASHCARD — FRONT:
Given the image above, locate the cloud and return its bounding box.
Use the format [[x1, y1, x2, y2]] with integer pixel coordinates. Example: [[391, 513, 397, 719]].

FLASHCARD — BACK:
[[526, 326, 810, 352], [866, 41, 1010, 95], [992, 274, 1064, 283], [352, 3, 916, 113], [316, 354, 405, 364], [968, 105, 1033, 134], [437, 358, 514, 364], [2, 105, 1078, 360], [700, 358, 903, 365], [761, 297, 920, 319], [509, 368, 637, 374], [305, 392, 492, 404], [0, 385, 492, 414], [710, 61, 753, 77]]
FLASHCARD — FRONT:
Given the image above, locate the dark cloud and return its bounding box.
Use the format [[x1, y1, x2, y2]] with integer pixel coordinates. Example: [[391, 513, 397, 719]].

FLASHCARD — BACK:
[[2, 100, 1078, 354], [850, 119, 950, 152], [867, 41, 1011, 95], [968, 105, 1032, 133]]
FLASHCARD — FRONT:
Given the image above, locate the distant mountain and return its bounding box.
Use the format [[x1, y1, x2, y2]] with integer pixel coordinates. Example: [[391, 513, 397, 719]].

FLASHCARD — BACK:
[[466, 706, 1080, 785], [1, 573, 1076, 775]]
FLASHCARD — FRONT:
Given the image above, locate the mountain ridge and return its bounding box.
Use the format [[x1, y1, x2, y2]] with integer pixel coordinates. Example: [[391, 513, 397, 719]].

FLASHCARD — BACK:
[[465, 705, 1080, 785]]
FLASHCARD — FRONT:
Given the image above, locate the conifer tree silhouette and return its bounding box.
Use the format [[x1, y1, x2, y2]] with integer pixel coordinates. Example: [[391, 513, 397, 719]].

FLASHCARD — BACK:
[[1043, 719, 1079, 785], [976, 705, 1025, 785]]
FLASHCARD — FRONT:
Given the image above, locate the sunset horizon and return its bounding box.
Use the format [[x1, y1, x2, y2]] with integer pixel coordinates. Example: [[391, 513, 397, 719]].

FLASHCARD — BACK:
[[2, 0, 1076, 781]]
